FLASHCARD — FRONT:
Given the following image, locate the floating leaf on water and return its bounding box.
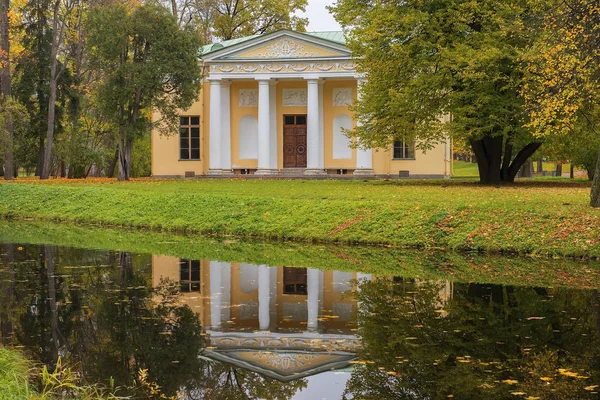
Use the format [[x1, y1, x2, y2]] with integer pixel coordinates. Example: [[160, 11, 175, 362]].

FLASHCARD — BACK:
[[503, 379, 519, 385], [584, 385, 598, 391], [526, 317, 545, 321], [539, 377, 553, 382]]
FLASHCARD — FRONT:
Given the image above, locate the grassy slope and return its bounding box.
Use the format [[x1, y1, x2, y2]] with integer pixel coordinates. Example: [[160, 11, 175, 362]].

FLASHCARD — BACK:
[[2, 219, 600, 289], [0, 178, 598, 258]]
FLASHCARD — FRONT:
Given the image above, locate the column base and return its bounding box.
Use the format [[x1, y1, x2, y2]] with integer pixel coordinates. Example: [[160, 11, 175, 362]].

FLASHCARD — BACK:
[[254, 169, 279, 175], [353, 168, 376, 176], [304, 169, 327, 176], [207, 169, 234, 176]]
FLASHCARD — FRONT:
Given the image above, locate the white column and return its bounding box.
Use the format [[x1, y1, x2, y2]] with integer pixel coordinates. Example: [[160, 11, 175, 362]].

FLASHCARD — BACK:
[[255, 79, 275, 174], [318, 80, 325, 170], [354, 78, 375, 176], [220, 81, 232, 174], [209, 261, 222, 329], [258, 265, 270, 331], [305, 78, 325, 175], [269, 81, 278, 170], [307, 268, 320, 331], [208, 80, 222, 175]]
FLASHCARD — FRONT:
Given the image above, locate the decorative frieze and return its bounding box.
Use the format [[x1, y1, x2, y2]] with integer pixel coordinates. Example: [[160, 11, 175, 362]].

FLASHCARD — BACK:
[[333, 88, 353, 106], [282, 89, 307, 107], [238, 89, 258, 107], [209, 61, 356, 75]]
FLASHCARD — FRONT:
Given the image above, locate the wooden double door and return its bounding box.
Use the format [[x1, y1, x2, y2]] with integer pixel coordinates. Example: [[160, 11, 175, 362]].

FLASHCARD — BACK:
[[283, 115, 307, 168]]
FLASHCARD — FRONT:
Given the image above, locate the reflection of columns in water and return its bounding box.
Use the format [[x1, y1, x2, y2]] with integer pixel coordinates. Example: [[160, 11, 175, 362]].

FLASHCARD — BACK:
[[307, 268, 320, 331], [209, 261, 222, 329], [258, 265, 270, 331]]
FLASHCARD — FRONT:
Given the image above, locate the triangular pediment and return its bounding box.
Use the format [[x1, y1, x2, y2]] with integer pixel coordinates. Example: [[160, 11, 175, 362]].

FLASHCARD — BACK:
[[204, 349, 356, 382], [203, 30, 351, 62]]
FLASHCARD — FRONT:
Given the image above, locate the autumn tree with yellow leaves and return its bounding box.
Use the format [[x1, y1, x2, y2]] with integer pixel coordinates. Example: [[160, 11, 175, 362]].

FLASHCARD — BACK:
[[522, 0, 600, 206]]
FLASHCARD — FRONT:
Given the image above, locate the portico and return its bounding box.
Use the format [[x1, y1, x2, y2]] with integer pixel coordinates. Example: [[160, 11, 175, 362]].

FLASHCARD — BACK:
[[151, 29, 451, 179]]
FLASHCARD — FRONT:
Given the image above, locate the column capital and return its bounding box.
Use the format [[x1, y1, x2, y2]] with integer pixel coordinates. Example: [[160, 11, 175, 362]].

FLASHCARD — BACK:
[[255, 77, 272, 83], [208, 77, 223, 83], [304, 76, 323, 83], [220, 79, 232, 87]]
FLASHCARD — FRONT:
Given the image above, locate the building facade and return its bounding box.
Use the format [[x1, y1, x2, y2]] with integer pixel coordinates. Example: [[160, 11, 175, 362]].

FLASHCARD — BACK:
[[152, 30, 452, 178]]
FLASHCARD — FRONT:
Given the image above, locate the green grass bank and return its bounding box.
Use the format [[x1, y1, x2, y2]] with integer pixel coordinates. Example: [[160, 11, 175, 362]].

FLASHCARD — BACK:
[[1, 178, 598, 258]]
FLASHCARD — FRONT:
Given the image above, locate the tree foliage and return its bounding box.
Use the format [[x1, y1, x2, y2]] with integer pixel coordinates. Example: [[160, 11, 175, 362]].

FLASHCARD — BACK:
[[522, 0, 600, 205], [86, 3, 202, 180], [331, 0, 545, 184]]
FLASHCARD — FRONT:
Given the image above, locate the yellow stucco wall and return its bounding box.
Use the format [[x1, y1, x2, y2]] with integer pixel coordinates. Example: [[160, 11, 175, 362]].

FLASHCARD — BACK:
[[152, 77, 448, 177], [151, 83, 210, 177]]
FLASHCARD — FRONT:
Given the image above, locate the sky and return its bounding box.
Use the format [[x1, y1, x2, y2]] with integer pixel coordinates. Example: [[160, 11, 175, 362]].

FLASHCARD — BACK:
[[301, 0, 342, 32]]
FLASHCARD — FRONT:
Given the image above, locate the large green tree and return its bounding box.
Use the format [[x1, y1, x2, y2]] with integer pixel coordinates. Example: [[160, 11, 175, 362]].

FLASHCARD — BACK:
[[331, 0, 543, 184], [87, 3, 202, 181]]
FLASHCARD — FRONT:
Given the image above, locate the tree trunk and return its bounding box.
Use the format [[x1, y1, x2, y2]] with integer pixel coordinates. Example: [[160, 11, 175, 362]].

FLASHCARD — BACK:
[[117, 128, 132, 181], [555, 163, 562, 177], [537, 158, 543, 173], [40, 76, 57, 179], [107, 147, 119, 178], [590, 149, 600, 207], [1, 0, 13, 180], [470, 136, 542, 184], [520, 159, 533, 178], [570, 164, 574, 179], [36, 135, 44, 176]]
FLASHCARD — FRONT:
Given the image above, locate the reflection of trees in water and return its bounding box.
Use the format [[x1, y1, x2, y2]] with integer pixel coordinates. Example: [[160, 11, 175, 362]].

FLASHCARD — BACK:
[[184, 362, 307, 400], [0, 245, 204, 397], [0, 244, 310, 399], [344, 279, 600, 400]]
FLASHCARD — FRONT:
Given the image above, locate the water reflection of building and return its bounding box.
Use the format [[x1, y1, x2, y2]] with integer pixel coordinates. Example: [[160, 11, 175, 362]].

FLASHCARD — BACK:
[[152, 256, 372, 381]]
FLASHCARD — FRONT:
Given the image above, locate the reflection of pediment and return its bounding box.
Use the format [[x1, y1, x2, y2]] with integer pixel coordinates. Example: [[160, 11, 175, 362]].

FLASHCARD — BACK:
[[206, 331, 361, 353], [204, 349, 356, 382]]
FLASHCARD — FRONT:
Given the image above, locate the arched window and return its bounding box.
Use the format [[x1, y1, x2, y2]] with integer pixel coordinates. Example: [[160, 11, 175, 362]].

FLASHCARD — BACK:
[[332, 114, 353, 159], [239, 115, 258, 159]]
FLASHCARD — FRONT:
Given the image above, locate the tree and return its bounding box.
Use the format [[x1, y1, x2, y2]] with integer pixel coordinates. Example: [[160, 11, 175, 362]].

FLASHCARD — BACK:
[[522, 0, 600, 205], [40, 0, 81, 179], [211, 0, 308, 40], [0, 0, 13, 180], [158, 0, 308, 42], [87, 4, 202, 181], [330, 0, 543, 184]]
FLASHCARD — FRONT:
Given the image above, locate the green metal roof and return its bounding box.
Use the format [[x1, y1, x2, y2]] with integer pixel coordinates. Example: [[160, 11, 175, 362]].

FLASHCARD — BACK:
[[201, 30, 346, 56]]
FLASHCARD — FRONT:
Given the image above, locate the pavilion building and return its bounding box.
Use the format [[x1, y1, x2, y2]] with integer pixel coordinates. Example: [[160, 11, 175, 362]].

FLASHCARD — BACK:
[[151, 29, 451, 178]]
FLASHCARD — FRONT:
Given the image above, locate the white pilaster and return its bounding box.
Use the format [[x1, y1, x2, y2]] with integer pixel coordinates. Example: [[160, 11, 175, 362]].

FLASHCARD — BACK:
[[305, 78, 326, 175], [269, 81, 278, 170], [208, 80, 222, 175], [220, 81, 232, 174], [258, 265, 270, 331], [209, 261, 222, 329], [256, 79, 276, 174], [353, 78, 375, 176], [307, 268, 320, 331]]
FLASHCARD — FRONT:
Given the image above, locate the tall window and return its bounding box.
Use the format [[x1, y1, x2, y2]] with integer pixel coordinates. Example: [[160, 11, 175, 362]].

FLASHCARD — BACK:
[[180, 259, 200, 292], [393, 140, 415, 159], [180, 116, 200, 160]]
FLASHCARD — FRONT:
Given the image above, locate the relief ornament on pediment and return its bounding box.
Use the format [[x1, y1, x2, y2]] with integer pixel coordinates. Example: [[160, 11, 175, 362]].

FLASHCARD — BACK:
[[254, 38, 318, 58]]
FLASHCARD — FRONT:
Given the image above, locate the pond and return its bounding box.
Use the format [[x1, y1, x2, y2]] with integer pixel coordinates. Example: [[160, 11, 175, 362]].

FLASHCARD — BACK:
[[0, 220, 599, 399]]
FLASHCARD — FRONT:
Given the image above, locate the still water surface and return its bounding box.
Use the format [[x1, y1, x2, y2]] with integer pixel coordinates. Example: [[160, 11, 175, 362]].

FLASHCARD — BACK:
[[0, 235, 599, 399]]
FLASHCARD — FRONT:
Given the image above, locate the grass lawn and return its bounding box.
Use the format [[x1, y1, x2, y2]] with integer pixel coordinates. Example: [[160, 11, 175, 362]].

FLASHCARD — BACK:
[[0, 177, 598, 258]]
